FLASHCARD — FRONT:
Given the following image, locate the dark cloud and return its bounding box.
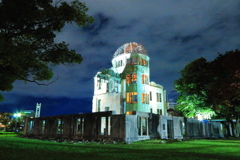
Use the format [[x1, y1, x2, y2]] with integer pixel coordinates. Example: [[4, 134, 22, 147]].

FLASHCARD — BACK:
[[82, 13, 111, 36], [90, 40, 108, 47], [171, 34, 202, 44], [116, 25, 132, 30]]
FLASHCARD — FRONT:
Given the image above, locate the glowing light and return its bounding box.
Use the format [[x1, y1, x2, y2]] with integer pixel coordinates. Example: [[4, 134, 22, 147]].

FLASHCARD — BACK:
[[14, 113, 21, 117], [126, 111, 132, 115], [126, 111, 136, 115], [197, 114, 203, 121]]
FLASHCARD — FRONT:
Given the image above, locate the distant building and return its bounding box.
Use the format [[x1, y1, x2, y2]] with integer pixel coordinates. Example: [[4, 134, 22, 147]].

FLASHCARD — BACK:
[[35, 103, 41, 118], [24, 110, 35, 118], [92, 42, 167, 115], [168, 99, 178, 109]]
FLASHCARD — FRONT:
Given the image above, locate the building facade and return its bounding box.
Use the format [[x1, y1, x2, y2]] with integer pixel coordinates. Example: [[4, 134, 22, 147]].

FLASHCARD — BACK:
[[23, 42, 225, 142], [92, 42, 167, 115]]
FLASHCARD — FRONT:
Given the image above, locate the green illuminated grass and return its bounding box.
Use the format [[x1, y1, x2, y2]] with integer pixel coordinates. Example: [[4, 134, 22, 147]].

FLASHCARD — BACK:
[[0, 132, 19, 137], [0, 137, 240, 160]]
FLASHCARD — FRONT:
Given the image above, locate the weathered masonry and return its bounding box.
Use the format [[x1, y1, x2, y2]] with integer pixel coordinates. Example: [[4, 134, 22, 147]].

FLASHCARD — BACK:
[[23, 111, 224, 142], [23, 42, 224, 141], [92, 42, 167, 115]]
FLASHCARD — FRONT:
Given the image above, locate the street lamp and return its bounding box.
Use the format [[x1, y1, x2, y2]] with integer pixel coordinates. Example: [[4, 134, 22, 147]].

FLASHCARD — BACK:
[[14, 113, 21, 132], [14, 113, 21, 117]]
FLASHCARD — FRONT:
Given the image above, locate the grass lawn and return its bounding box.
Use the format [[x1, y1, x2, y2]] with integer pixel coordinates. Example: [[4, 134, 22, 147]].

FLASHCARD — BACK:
[[0, 132, 19, 137], [0, 136, 240, 160]]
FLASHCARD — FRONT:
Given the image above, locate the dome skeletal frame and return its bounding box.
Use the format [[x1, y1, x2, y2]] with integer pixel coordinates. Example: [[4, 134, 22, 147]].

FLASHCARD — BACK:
[[113, 42, 148, 58]]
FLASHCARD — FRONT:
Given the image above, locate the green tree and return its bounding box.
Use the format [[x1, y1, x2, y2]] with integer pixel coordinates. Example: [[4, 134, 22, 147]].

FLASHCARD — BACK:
[[175, 94, 215, 119], [174, 57, 216, 118], [0, 0, 94, 100], [0, 112, 12, 131], [175, 50, 240, 137]]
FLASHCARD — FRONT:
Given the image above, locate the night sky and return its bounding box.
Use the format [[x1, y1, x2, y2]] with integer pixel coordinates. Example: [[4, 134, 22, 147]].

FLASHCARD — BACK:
[[1, 0, 240, 117]]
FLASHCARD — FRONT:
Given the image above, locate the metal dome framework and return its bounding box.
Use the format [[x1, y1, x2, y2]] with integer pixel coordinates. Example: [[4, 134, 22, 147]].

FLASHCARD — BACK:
[[113, 42, 148, 58]]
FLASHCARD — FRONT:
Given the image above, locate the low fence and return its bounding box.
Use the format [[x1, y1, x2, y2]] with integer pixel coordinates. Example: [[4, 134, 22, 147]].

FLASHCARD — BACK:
[[23, 111, 224, 142]]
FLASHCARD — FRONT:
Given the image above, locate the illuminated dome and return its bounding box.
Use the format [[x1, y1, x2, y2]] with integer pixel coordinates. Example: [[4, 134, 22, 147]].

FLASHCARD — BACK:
[[113, 42, 148, 58]]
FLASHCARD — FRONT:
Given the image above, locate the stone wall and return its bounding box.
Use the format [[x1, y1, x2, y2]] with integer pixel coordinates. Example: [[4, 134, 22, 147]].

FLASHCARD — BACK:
[[24, 111, 224, 142]]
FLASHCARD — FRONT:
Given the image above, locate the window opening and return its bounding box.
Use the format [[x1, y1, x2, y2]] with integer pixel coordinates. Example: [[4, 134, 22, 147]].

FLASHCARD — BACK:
[[132, 73, 137, 83], [77, 118, 84, 134], [77, 118, 81, 133], [114, 83, 118, 92], [28, 121, 33, 133], [127, 58, 138, 65], [138, 116, 141, 135], [138, 116, 148, 136], [156, 93, 161, 102], [108, 80, 113, 92], [105, 107, 109, 111], [145, 60, 148, 67], [98, 100, 101, 112], [132, 58, 138, 65], [57, 119, 63, 134], [108, 116, 111, 136], [81, 118, 84, 134], [126, 74, 131, 84], [142, 117, 147, 135], [142, 74, 148, 84], [126, 92, 138, 103], [100, 117, 106, 135], [42, 120, 46, 134], [126, 73, 137, 84], [157, 109, 162, 115], [97, 80, 101, 89], [140, 59, 148, 67], [142, 93, 149, 104], [127, 58, 132, 65]]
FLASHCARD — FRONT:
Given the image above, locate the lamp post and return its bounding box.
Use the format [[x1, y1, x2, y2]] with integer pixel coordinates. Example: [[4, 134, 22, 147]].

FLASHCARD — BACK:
[[13, 113, 21, 132]]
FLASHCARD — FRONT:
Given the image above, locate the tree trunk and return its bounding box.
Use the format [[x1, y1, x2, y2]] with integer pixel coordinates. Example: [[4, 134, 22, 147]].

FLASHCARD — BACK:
[[230, 119, 235, 137], [226, 118, 235, 137], [224, 122, 231, 137], [235, 112, 240, 137]]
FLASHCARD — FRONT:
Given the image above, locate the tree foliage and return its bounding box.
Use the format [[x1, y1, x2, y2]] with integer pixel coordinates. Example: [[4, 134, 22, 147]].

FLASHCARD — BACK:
[[0, 112, 12, 131], [175, 57, 215, 118], [175, 50, 240, 120], [176, 94, 215, 119], [0, 0, 94, 99]]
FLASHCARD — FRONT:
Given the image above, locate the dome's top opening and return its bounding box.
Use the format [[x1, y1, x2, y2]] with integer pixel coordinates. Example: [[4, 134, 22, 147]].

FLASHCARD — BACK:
[[113, 42, 148, 58]]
